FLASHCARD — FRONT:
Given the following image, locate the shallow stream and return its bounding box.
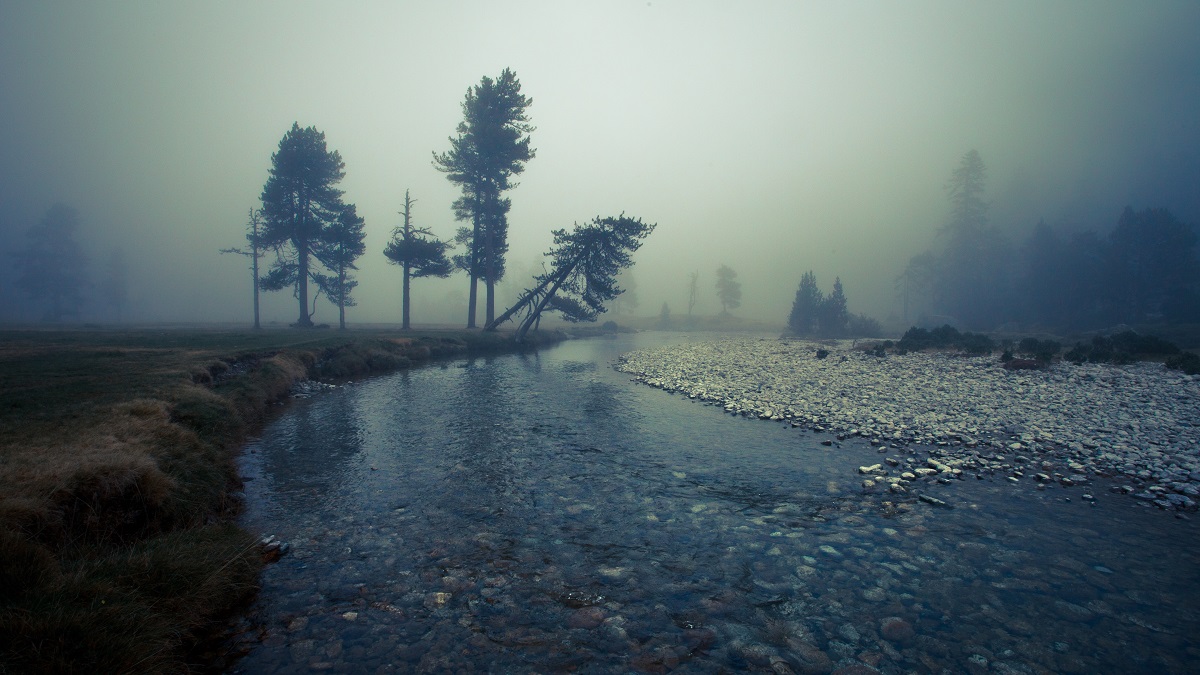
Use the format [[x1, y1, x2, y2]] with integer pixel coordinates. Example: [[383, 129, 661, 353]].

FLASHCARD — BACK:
[[229, 333, 1200, 673]]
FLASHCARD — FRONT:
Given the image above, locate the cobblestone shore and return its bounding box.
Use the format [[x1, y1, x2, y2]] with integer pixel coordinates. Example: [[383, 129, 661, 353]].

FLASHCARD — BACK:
[[615, 338, 1200, 511]]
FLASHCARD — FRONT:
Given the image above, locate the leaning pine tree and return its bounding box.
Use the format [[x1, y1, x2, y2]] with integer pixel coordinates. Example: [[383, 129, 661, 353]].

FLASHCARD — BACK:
[[259, 122, 347, 327], [485, 215, 655, 342]]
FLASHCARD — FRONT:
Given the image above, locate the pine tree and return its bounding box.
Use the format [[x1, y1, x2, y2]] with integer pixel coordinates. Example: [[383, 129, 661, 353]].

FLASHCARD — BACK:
[[383, 190, 453, 329], [220, 208, 266, 329], [433, 68, 534, 327], [819, 277, 849, 336], [715, 264, 742, 314], [259, 122, 347, 327], [315, 203, 366, 329], [788, 270, 822, 335]]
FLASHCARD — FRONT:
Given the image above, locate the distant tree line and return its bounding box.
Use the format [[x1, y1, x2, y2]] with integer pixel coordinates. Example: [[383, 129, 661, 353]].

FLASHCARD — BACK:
[[901, 150, 1200, 332]]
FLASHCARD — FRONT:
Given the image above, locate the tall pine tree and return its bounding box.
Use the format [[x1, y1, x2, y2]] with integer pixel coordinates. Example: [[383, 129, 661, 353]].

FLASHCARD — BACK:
[[433, 69, 534, 327]]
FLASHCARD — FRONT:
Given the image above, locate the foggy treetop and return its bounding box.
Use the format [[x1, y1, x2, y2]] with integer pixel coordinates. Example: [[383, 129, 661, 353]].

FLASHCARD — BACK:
[[1, 1, 1197, 324]]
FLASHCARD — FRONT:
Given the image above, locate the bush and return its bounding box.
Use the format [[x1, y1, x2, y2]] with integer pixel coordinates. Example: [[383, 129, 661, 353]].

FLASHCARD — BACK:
[[1065, 331, 1180, 365], [847, 313, 883, 338], [1165, 352, 1200, 375], [897, 324, 993, 355], [1017, 337, 1061, 362]]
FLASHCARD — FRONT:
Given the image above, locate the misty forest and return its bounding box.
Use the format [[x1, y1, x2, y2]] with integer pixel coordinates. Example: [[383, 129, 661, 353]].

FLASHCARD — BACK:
[[2, 3, 1200, 674]]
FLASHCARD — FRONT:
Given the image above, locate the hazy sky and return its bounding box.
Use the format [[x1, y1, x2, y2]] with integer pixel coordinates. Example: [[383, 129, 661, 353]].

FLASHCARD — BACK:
[[2, 1, 1198, 326]]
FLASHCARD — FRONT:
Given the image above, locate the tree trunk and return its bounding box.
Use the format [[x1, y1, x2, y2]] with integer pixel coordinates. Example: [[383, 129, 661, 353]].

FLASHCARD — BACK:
[[251, 218, 261, 330], [466, 206, 480, 328], [252, 254, 260, 330], [485, 207, 496, 325], [402, 263, 412, 330], [296, 238, 313, 327], [338, 270, 346, 329]]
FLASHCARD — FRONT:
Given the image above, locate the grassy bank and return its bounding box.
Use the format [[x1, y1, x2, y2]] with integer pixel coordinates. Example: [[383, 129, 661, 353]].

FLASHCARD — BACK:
[[0, 325, 563, 673]]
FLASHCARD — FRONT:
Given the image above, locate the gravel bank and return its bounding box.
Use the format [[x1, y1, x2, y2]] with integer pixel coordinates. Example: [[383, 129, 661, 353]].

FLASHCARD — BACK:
[[615, 337, 1200, 511]]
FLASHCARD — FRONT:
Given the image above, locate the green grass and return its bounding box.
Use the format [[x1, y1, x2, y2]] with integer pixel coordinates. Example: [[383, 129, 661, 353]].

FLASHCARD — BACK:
[[0, 324, 564, 673]]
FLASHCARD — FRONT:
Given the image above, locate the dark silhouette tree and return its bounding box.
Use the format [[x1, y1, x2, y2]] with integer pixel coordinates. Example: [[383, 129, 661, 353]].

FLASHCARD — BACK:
[[315, 203, 366, 330], [931, 149, 1014, 328], [788, 270, 822, 335], [433, 68, 534, 328], [1016, 219, 1068, 327], [715, 264, 741, 314], [1107, 206, 1197, 322], [99, 247, 129, 323], [485, 215, 655, 342], [14, 203, 88, 322], [220, 207, 266, 329], [944, 149, 988, 236], [1059, 229, 1111, 329], [818, 277, 848, 336], [259, 122, 347, 327], [383, 190, 453, 330]]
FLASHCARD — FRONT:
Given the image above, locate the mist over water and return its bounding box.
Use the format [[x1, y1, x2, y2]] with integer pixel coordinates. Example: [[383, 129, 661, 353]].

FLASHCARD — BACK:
[[2, 2, 1198, 327]]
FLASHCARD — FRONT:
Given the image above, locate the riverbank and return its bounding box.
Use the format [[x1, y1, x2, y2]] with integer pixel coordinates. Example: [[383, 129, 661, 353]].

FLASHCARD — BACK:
[[616, 337, 1200, 511], [0, 325, 567, 673]]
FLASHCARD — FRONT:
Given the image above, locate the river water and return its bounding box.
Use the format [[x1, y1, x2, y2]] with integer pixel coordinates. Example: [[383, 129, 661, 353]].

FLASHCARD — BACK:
[[229, 333, 1200, 673]]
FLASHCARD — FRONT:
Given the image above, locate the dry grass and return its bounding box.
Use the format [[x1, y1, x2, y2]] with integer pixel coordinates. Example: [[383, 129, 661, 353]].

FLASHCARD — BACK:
[[0, 325, 560, 672]]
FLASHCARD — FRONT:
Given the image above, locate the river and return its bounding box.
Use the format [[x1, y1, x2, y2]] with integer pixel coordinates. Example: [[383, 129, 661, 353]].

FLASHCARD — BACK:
[[228, 333, 1200, 673]]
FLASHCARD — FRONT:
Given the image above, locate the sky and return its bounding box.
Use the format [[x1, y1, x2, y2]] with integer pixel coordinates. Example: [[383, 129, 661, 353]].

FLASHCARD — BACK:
[[1, 0, 1198, 327]]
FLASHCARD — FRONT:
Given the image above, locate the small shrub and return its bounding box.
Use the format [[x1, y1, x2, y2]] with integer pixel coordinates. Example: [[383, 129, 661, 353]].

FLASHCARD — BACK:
[[1017, 337, 1061, 362], [959, 332, 994, 355], [1166, 352, 1200, 375]]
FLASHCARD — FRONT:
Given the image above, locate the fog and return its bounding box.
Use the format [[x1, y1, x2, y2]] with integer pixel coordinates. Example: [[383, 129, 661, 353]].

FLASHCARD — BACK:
[[2, 1, 1197, 328]]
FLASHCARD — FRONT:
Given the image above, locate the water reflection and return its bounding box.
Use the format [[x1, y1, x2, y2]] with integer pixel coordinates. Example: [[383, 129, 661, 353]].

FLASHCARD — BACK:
[[231, 334, 1200, 674]]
